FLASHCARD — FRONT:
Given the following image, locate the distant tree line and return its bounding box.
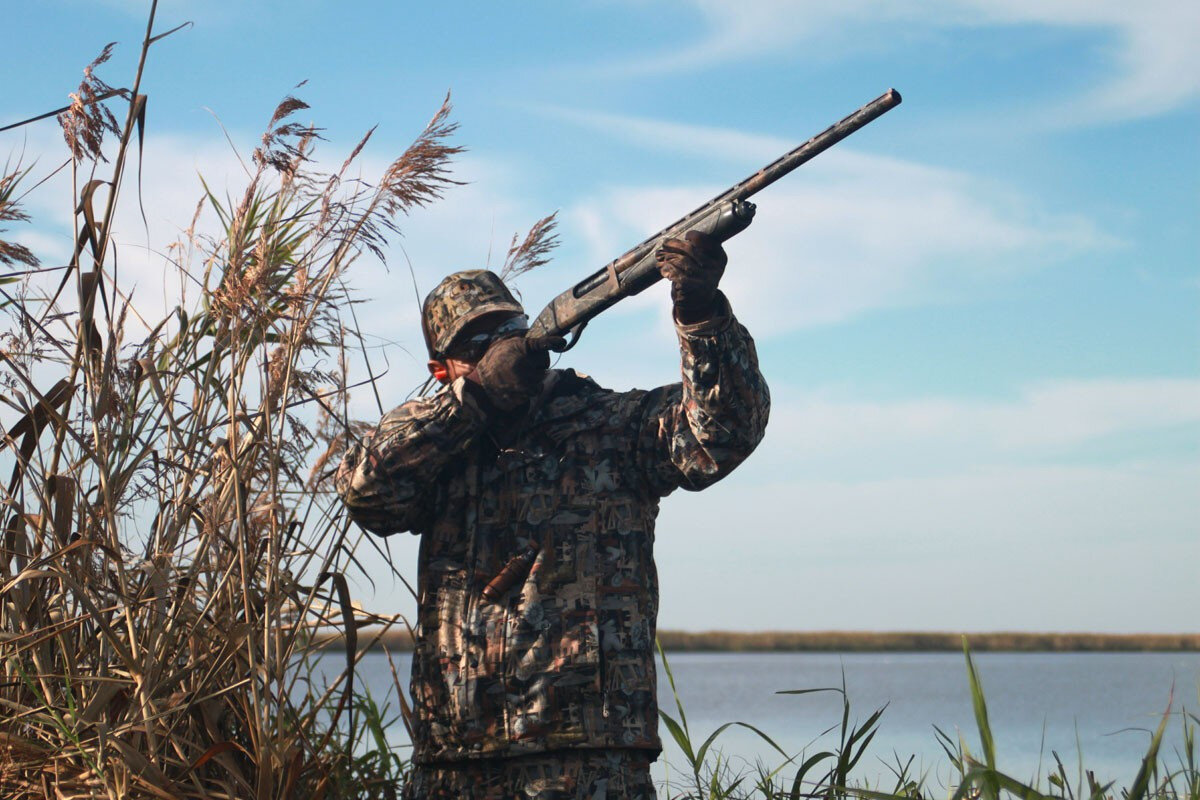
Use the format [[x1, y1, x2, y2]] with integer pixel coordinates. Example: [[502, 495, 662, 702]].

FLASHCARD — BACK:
[[334, 630, 1200, 653]]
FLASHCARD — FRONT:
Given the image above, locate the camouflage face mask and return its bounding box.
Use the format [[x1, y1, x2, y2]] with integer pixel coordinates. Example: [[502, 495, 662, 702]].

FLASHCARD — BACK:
[[442, 313, 529, 363]]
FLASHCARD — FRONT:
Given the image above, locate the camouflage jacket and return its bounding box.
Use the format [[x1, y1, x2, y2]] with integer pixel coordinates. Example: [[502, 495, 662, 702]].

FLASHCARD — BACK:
[[336, 295, 769, 764]]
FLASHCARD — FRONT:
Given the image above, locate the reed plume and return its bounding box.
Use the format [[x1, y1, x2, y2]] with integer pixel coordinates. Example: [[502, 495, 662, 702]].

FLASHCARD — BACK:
[[0, 164, 39, 268], [57, 43, 123, 164], [499, 211, 559, 284]]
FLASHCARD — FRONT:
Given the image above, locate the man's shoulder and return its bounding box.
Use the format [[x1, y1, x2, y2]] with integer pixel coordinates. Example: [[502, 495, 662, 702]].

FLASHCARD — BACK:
[[547, 367, 602, 395], [542, 368, 608, 411], [537, 369, 650, 426]]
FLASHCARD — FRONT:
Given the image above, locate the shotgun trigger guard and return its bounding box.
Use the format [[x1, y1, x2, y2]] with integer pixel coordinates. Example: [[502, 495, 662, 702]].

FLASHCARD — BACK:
[[560, 322, 587, 353]]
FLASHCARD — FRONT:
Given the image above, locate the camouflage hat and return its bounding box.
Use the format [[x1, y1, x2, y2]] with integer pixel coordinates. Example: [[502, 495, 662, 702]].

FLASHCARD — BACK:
[[422, 270, 525, 359]]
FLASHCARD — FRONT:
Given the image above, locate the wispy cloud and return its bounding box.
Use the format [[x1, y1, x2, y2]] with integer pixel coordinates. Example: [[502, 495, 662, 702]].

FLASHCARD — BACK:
[[534, 105, 794, 162], [607, 0, 1200, 123], [755, 378, 1200, 480], [654, 459, 1200, 630], [551, 111, 1115, 335]]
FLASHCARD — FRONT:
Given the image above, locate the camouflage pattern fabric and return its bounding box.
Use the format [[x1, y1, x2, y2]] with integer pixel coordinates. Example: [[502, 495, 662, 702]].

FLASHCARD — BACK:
[[337, 292, 769, 764], [422, 270, 524, 358], [403, 749, 656, 799]]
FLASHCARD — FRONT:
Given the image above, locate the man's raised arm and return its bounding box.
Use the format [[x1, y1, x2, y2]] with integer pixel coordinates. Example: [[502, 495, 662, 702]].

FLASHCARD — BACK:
[[635, 232, 770, 494]]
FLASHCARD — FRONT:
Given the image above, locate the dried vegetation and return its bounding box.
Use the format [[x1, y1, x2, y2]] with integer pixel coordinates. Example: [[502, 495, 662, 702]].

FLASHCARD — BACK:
[[0, 5, 457, 797]]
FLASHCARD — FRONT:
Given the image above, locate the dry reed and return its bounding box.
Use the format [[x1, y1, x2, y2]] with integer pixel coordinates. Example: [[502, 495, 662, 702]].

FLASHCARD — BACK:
[[0, 6, 457, 797]]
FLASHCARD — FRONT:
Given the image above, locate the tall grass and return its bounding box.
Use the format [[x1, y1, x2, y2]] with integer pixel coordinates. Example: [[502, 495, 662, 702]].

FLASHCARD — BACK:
[[0, 5, 456, 796]]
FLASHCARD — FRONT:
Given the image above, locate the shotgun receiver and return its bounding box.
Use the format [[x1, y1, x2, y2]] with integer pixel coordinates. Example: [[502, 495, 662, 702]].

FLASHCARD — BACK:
[[528, 89, 902, 345]]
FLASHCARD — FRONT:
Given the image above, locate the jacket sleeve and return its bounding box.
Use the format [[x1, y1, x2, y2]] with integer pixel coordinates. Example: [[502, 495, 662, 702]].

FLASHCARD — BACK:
[[634, 292, 770, 496], [335, 378, 490, 535]]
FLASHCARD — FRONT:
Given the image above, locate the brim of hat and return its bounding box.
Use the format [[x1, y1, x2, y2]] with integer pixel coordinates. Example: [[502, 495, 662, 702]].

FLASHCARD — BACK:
[[435, 300, 525, 356]]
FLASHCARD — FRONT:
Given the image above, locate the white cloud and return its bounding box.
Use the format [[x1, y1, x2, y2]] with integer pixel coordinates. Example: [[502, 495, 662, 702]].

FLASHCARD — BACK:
[[957, 0, 1200, 121], [755, 378, 1200, 480], [557, 128, 1113, 336], [611, 0, 1200, 123], [650, 373, 1200, 632], [653, 460, 1200, 631], [534, 105, 793, 163], [647, 376, 1200, 629]]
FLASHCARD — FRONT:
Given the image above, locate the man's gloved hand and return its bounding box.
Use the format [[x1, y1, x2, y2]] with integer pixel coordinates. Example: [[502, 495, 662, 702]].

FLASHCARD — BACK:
[[656, 230, 728, 324], [467, 335, 567, 412]]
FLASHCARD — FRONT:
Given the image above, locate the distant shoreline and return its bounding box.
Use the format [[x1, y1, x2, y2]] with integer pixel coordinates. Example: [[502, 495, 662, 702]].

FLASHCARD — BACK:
[[327, 630, 1200, 653]]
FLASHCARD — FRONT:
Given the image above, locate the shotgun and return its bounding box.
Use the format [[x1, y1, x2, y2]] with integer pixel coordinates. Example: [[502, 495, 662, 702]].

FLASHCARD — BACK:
[[528, 89, 902, 346]]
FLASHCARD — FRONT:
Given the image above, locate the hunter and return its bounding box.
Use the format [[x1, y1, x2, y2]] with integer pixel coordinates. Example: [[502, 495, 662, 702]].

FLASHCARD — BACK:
[[336, 230, 770, 799]]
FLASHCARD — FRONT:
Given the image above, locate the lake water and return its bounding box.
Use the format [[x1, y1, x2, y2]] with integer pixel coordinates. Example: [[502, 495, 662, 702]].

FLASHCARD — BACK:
[[342, 650, 1200, 791]]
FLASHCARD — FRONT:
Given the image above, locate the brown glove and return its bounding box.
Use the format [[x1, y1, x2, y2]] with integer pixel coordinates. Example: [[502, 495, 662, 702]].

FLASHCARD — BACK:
[[467, 335, 566, 412], [656, 230, 728, 324]]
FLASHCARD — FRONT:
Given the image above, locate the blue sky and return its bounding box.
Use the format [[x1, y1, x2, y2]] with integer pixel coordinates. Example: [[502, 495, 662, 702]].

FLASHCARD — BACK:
[[4, 1, 1197, 632]]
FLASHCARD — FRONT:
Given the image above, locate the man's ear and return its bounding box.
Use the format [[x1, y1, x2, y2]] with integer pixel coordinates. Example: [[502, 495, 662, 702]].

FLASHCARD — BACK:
[[428, 360, 450, 385]]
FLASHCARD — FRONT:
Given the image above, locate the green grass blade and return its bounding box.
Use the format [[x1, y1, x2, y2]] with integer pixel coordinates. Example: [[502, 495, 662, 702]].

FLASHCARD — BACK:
[[657, 638, 691, 739], [1127, 698, 1171, 800], [660, 709, 698, 767], [695, 721, 737, 767], [792, 752, 836, 800], [962, 636, 1001, 800], [962, 637, 996, 771]]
